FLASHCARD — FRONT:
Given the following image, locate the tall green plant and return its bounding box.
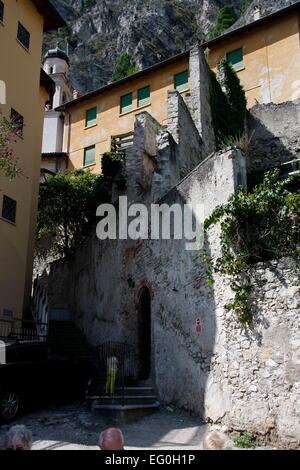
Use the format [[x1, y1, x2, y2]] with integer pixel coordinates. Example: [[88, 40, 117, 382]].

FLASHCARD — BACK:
[[209, 60, 247, 148]]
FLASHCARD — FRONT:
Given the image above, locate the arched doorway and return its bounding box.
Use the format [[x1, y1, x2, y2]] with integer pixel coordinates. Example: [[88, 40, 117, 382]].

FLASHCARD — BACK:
[[137, 287, 151, 380]]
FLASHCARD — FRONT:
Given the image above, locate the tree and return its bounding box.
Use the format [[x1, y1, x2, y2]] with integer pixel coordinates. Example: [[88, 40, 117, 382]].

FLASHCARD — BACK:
[[0, 112, 22, 179], [112, 53, 139, 82], [219, 59, 247, 139], [37, 170, 109, 257], [37, 152, 126, 257], [209, 5, 238, 39]]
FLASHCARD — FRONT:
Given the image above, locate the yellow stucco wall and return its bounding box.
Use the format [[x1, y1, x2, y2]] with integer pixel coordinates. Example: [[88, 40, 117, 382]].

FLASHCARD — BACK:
[[0, 0, 48, 320], [64, 57, 190, 174], [207, 11, 300, 108]]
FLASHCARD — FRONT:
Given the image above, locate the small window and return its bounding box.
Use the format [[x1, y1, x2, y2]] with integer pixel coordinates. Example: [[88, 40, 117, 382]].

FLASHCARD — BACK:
[[2, 196, 17, 224], [174, 70, 189, 92], [86, 107, 97, 128], [138, 86, 150, 108], [84, 145, 95, 167], [17, 22, 30, 50], [120, 93, 132, 114], [11, 108, 24, 137], [226, 48, 244, 71], [0, 1, 4, 23]]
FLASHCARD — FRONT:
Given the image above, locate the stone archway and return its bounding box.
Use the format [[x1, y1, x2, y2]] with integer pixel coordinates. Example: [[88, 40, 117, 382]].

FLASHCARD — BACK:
[[137, 286, 152, 380]]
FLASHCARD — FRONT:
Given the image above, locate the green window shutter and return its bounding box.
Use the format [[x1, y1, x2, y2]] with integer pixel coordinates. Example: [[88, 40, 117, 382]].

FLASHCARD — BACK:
[[84, 145, 95, 166], [226, 48, 244, 70], [120, 93, 132, 114], [86, 107, 97, 127], [138, 86, 150, 107], [174, 70, 189, 92]]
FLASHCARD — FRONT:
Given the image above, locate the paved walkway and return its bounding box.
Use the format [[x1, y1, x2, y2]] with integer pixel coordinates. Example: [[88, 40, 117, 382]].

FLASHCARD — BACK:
[[0, 403, 209, 450]]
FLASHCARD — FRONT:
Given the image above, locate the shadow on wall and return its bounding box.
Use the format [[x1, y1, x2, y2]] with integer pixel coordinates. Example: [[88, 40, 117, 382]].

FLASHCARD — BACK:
[[247, 100, 300, 180]]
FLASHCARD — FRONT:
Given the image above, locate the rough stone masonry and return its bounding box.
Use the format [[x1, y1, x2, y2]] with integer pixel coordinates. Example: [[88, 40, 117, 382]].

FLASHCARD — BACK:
[[37, 46, 300, 448]]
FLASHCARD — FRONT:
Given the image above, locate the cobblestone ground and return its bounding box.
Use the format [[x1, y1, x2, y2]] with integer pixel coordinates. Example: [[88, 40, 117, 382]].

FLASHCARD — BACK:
[[0, 402, 210, 450]]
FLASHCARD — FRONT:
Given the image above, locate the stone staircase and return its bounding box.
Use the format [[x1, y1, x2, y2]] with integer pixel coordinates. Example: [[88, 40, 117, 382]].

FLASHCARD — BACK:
[[88, 382, 160, 423], [48, 321, 96, 362]]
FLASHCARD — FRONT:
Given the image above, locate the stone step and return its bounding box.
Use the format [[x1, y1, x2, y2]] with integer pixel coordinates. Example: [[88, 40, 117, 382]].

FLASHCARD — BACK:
[[96, 395, 158, 406], [93, 402, 160, 411], [114, 387, 155, 397]]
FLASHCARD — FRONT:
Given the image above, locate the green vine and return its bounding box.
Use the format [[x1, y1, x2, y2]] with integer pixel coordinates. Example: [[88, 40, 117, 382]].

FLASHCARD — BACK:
[[203, 171, 300, 325]]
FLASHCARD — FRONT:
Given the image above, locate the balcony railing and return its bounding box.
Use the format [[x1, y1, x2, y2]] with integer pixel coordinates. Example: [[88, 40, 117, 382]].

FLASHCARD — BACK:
[[111, 132, 134, 152], [0, 318, 48, 342]]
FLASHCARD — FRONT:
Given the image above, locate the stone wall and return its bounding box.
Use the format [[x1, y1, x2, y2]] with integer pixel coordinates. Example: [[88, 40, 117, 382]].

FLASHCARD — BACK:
[[247, 100, 300, 174], [44, 147, 300, 447]]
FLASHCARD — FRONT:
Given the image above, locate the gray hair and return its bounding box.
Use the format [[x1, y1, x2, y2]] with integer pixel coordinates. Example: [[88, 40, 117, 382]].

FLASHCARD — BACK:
[[99, 427, 124, 449], [4, 425, 32, 450]]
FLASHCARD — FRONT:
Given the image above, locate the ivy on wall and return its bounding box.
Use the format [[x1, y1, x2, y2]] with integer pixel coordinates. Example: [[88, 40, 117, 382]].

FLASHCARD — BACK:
[[209, 59, 247, 148], [0, 112, 23, 180], [203, 171, 300, 325]]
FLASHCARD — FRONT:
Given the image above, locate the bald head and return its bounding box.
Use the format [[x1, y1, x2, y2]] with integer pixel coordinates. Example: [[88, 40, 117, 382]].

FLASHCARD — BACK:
[[99, 428, 124, 450]]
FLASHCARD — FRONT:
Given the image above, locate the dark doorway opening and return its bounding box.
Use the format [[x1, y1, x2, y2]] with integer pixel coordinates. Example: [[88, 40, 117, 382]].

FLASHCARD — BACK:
[[137, 287, 151, 380]]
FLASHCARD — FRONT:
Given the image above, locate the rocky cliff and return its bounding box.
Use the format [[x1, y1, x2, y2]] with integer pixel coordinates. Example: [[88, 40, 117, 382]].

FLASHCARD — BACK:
[[44, 0, 295, 93]]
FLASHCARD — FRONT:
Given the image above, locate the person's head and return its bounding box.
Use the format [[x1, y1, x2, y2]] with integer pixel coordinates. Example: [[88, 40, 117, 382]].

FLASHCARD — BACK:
[[202, 431, 232, 450], [99, 427, 124, 450], [4, 425, 32, 450]]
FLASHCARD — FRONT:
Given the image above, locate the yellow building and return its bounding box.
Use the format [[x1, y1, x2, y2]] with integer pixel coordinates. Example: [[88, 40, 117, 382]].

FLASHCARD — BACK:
[[0, 0, 65, 324], [57, 53, 190, 174], [56, 2, 300, 175], [204, 1, 300, 108]]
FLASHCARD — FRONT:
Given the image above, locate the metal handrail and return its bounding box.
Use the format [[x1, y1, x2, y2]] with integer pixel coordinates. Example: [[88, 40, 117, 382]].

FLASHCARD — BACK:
[[0, 318, 48, 342]]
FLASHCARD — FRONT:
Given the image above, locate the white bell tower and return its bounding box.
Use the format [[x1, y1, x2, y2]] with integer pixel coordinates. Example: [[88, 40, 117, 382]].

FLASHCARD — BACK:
[[42, 48, 74, 156]]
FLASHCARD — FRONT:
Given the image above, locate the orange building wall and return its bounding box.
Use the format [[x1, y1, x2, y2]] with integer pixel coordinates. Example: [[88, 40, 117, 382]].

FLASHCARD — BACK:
[[64, 57, 190, 174], [207, 11, 300, 108]]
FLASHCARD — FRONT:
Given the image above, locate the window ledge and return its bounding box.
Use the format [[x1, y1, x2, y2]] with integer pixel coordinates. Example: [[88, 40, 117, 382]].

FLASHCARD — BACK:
[[119, 109, 134, 117], [233, 66, 245, 73], [0, 217, 16, 226], [16, 38, 30, 53], [83, 163, 96, 169], [84, 124, 98, 130], [136, 102, 151, 111]]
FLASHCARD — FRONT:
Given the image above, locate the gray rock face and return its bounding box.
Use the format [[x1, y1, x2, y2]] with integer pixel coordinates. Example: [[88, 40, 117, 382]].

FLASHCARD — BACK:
[[45, 0, 293, 93], [45, 0, 247, 92]]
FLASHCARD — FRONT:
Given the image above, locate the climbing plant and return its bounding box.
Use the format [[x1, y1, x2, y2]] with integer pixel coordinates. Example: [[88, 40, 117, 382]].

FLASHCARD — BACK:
[[38, 152, 127, 257], [0, 112, 23, 179], [203, 171, 300, 325], [209, 60, 247, 148]]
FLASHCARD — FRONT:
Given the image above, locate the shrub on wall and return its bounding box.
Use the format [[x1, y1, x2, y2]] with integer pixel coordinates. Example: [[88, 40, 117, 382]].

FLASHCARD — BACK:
[[203, 171, 300, 325]]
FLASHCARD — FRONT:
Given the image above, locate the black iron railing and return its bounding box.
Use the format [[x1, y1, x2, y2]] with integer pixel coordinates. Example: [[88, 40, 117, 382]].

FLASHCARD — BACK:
[[0, 318, 48, 342], [89, 341, 137, 404]]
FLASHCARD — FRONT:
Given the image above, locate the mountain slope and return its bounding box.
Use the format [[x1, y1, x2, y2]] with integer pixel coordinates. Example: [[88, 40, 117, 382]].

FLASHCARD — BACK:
[[44, 0, 294, 93]]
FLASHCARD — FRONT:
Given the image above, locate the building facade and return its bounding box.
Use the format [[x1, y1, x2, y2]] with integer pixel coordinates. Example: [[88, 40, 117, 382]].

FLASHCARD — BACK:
[[41, 48, 74, 179], [53, 2, 300, 177], [0, 0, 64, 322], [204, 2, 300, 108]]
